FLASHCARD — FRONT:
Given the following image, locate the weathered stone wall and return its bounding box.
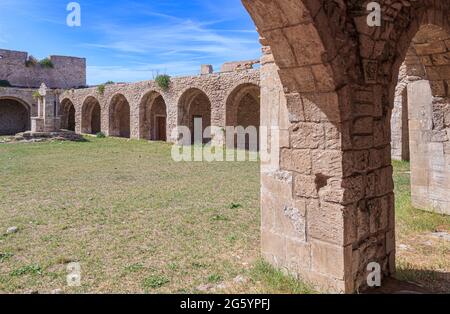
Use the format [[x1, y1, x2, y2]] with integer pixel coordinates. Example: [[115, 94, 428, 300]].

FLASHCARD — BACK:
[[59, 69, 260, 142], [391, 64, 410, 161], [0, 87, 63, 134], [243, 0, 450, 293], [0, 49, 86, 89]]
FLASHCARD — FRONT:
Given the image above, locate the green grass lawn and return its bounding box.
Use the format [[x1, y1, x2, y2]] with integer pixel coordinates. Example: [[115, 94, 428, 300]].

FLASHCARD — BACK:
[[392, 160, 450, 292], [0, 138, 448, 293]]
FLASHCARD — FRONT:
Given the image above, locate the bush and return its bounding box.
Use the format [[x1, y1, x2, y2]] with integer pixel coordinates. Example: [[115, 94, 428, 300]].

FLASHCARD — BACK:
[[155, 74, 171, 90], [97, 81, 114, 95], [96, 132, 106, 138], [97, 84, 106, 95], [0, 80, 12, 87], [39, 58, 54, 68]]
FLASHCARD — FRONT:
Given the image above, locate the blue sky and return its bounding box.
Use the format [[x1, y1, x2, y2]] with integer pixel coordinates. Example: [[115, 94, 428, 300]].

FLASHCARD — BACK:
[[0, 0, 260, 85]]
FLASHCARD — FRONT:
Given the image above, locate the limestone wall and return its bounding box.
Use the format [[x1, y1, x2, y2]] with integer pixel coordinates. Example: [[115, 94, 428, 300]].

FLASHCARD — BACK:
[[391, 64, 410, 161], [409, 80, 450, 215], [0, 87, 61, 134], [0, 49, 86, 89], [59, 69, 260, 142]]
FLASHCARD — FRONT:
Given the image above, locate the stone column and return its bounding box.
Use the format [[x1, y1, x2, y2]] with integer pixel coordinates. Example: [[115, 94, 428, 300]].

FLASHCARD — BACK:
[[409, 80, 450, 215]]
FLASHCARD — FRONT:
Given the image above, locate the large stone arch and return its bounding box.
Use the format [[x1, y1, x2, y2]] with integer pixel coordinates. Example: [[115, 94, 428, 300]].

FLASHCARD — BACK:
[[0, 97, 31, 135], [178, 88, 212, 144], [243, 0, 352, 293], [81, 96, 102, 135], [109, 93, 131, 138], [391, 21, 450, 215], [139, 91, 168, 141], [243, 0, 449, 293], [225, 83, 261, 149], [60, 98, 76, 131]]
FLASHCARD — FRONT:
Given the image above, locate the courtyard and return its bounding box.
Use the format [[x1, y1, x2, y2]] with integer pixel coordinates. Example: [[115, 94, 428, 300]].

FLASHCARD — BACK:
[[0, 137, 449, 293]]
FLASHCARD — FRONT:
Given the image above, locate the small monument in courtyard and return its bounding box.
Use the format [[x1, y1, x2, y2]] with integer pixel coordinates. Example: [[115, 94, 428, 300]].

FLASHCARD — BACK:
[[30, 83, 61, 133]]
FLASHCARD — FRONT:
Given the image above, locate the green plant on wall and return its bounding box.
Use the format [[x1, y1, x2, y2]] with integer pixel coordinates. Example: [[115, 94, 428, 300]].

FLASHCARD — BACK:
[[155, 74, 171, 90], [97, 84, 106, 95], [39, 58, 54, 69], [97, 81, 114, 95]]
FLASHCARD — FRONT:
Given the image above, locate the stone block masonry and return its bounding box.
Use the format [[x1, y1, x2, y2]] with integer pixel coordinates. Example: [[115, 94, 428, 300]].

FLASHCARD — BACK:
[[0, 49, 86, 89], [59, 68, 260, 144]]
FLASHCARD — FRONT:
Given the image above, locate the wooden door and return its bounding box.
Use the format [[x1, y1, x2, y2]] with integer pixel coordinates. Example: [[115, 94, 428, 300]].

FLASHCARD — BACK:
[[156, 116, 166, 141]]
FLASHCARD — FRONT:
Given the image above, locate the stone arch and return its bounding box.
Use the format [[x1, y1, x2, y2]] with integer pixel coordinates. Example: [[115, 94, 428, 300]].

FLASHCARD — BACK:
[[242, 0, 450, 293], [390, 21, 450, 215], [178, 88, 212, 144], [60, 98, 76, 131], [0, 97, 31, 135], [109, 93, 131, 138], [81, 96, 102, 135], [225, 83, 261, 149], [139, 91, 167, 141], [243, 0, 350, 293]]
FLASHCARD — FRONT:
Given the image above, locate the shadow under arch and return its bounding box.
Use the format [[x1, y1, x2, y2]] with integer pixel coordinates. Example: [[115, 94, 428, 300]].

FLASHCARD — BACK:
[[109, 93, 131, 138], [82, 96, 102, 135], [60, 98, 76, 131], [139, 90, 167, 141], [0, 96, 31, 135], [225, 83, 261, 150], [177, 87, 212, 144]]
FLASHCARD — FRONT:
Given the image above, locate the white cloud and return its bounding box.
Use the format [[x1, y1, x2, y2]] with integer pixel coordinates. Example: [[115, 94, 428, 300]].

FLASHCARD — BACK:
[[82, 16, 260, 83]]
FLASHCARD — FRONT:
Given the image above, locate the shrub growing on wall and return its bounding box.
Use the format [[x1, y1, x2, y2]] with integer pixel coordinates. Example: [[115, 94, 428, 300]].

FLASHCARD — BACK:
[[39, 58, 54, 69], [155, 74, 171, 90], [97, 84, 106, 95]]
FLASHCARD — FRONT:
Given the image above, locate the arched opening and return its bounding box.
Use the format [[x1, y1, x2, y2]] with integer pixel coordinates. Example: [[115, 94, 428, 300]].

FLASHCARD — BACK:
[[178, 88, 211, 144], [244, 0, 450, 293], [60, 99, 76, 132], [226, 83, 260, 150], [0, 98, 30, 135], [82, 96, 102, 135], [139, 91, 167, 141], [393, 24, 450, 215], [109, 94, 130, 138], [383, 20, 450, 292]]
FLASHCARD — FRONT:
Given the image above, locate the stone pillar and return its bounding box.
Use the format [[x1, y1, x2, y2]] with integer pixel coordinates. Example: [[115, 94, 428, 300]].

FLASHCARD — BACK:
[[409, 80, 450, 215], [130, 100, 140, 139], [30, 84, 46, 132], [391, 85, 410, 161], [260, 51, 395, 293]]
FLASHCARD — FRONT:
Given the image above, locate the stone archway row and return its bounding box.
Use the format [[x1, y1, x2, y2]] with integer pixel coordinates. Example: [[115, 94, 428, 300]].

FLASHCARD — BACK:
[[59, 69, 260, 142]]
